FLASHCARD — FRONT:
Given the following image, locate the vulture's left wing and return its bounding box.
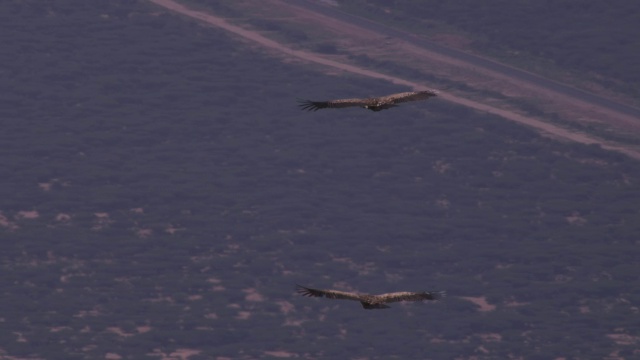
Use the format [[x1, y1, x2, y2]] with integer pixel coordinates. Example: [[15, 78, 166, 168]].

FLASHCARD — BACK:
[[377, 290, 446, 303], [384, 90, 439, 105]]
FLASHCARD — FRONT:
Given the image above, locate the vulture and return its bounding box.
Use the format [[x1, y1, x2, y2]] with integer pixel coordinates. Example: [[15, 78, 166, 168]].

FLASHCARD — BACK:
[[296, 284, 445, 309], [298, 90, 439, 112]]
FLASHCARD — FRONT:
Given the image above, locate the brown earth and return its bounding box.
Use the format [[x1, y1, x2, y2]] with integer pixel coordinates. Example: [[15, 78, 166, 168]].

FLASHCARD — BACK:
[[147, 0, 640, 160]]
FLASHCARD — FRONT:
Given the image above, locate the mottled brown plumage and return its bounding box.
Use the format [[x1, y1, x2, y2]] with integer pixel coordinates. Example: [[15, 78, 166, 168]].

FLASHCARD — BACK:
[[296, 285, 445, 309], [298, 90, 439, 112]]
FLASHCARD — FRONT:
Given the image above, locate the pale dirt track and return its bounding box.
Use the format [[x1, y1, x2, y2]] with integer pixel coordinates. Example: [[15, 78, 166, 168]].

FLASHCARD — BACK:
[[148, 0, 640, 160]]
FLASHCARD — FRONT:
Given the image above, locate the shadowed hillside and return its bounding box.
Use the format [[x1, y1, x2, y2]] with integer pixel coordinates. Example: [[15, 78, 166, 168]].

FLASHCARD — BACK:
[[1, 1, 639, 359]]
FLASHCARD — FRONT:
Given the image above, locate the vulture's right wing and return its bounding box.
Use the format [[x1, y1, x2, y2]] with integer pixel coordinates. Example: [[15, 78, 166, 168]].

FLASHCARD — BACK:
[[296, 285, 362, 301], [298, 97, 369, 111]]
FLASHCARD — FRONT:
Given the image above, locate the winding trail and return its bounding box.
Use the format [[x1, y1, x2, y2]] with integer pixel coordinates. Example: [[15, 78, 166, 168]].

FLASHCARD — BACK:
[[147, 0, 640, 160]]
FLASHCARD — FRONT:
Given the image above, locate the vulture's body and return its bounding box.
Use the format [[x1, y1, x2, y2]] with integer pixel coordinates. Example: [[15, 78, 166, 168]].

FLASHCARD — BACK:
[[296, 285, 445, 309], [298, 90, 439, 112]]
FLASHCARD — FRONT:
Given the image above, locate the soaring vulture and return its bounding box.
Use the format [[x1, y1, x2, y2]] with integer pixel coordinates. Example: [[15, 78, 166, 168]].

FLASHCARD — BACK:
[[298, 90, 439, 112], [296, 284, 445, 309]]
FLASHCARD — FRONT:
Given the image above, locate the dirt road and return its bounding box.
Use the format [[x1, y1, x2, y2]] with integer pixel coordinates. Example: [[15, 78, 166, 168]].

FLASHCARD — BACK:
[[147, 0, 640, 160], [292, 0, 640, 121]]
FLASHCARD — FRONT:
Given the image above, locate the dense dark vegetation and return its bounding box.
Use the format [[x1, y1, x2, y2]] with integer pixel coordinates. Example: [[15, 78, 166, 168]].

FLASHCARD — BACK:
[[341, 0, 640, 100], [1, 0, 639, 359]]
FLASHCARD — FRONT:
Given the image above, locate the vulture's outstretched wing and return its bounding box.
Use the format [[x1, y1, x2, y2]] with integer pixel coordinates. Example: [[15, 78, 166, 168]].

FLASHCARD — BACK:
[[298, 98, 369, 111], [296, 285, 362, 301], [376, 290, 446, 304], [382, 90, 439, 104], [298, 90, 438, 111]]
